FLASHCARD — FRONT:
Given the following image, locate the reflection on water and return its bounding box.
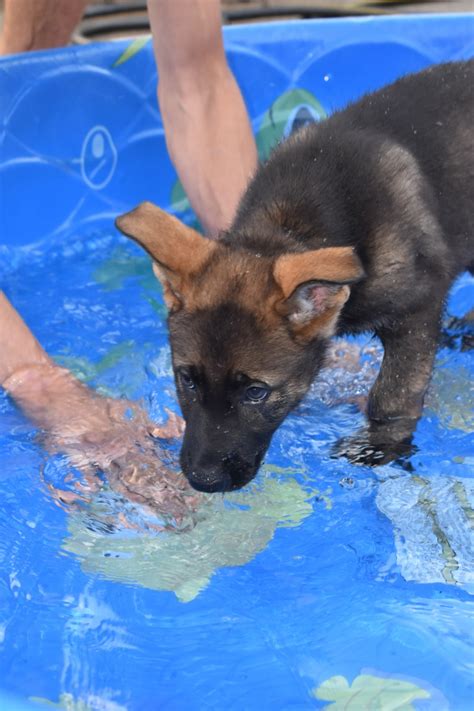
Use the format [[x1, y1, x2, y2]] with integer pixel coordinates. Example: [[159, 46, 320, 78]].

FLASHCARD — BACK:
[[0, 235, 473, 709], [313, 672, 433, 709], [376, 472, 474, 592], [63, 473, 316, 603], [427, 363, 474, 434], [31, 691, 126, 710]]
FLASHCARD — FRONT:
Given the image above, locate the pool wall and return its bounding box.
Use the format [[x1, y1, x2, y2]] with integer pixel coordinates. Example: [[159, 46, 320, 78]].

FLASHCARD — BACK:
[[0, 14, 473, 711], [1, 14, 473, 250]]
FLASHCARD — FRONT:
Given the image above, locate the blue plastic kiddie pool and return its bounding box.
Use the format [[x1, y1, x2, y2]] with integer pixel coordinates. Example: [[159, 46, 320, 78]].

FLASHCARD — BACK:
[[0, 14, 473, 711]]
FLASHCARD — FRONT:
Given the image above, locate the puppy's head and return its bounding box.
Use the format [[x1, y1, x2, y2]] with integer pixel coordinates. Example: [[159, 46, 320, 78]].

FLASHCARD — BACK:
[[116, 202, 363, 492]]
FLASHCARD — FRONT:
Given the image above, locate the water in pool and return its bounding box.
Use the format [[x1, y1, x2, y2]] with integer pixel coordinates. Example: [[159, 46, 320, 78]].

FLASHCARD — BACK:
[[0, 230, 473, 710]]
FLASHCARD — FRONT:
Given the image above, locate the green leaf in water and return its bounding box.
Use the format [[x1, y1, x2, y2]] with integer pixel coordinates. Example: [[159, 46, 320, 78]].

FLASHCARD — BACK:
[[94, 340, 136, 376], [54, 340, 153, 398], [313, 674, 430, 710], [30, 694, 90, 710], [55, 341, 135, 383], [263, 463, 305, 476], [144, 293, 168, 319], [30, 692, 125, 711], [53, 355, 97, 383], [426, 364, 474, 433], [93, 246, 160, 293], [63, 475, 315, 603]]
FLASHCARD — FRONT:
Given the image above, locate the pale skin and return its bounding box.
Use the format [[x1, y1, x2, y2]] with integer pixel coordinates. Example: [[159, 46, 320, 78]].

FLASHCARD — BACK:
[[148, 0, 257, 235], [0, 291, 200, 526], [0, 0, 89, 53], [0, 1, 256, 505]]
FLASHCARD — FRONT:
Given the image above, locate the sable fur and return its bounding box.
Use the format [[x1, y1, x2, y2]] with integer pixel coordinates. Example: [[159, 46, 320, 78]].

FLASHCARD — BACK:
[[117, 60, 473, 491]]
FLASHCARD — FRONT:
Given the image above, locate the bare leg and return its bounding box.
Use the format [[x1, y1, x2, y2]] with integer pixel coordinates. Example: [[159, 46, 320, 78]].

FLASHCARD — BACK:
[[0, 0, 87, 55], [148, 0, 258, 236]]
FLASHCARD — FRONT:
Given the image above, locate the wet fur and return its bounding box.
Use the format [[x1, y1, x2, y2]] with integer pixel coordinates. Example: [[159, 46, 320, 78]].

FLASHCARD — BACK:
[[117, 60, 474, 490], [226, 61, 473, 446]]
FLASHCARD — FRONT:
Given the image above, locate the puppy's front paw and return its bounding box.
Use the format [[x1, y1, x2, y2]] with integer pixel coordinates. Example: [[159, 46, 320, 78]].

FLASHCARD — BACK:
[[333, 427, 416, 468]]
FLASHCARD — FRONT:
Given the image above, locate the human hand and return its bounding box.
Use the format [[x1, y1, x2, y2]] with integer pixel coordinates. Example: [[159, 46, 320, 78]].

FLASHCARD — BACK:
[[4, 363, 200, 526]]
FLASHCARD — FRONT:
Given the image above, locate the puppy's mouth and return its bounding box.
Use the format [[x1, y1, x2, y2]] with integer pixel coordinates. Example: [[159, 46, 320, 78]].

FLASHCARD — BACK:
[[186, 474, 232, 494], [182, 450, 267, 493]]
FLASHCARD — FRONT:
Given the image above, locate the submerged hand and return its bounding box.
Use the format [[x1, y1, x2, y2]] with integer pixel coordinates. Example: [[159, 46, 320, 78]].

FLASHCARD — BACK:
[[4, 363, 200, 524]]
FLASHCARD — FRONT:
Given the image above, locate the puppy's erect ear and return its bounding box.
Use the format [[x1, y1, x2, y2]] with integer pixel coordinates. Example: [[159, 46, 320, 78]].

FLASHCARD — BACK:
[[115, 201, 216, 312], [273, 247, 364, 340]]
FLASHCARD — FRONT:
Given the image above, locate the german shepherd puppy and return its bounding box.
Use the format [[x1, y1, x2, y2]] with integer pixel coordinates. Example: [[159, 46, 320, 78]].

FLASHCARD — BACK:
[[117, 61, 473, 492]]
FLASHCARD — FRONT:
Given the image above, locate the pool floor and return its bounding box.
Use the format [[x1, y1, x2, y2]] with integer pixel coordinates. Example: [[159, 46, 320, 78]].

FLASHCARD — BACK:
[[0, 231, 473, 710]]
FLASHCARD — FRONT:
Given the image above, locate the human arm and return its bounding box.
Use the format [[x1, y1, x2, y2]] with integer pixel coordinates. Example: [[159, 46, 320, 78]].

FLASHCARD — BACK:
[[0, 291, 52, 385], [0, 292, 197, 521], [148, 0, 258, 236], [0, 0, 87, 55]]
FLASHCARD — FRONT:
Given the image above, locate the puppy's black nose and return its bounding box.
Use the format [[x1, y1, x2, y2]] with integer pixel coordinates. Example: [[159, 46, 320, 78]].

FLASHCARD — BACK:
[[186, 469, 232, 493]]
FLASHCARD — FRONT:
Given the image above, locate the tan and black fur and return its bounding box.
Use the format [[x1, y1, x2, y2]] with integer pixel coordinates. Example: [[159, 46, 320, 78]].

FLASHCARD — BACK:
[[117, 60, 473, 492]]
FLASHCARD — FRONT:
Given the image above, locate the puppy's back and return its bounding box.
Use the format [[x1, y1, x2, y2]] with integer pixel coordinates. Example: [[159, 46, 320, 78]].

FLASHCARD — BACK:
[[232, 61, 473, 272], [330, 60, 474, 264]]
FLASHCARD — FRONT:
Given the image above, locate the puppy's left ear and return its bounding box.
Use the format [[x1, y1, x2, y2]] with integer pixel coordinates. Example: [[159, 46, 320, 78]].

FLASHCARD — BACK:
[[273, 247, 364, 340], [115, 202, 216, 312]]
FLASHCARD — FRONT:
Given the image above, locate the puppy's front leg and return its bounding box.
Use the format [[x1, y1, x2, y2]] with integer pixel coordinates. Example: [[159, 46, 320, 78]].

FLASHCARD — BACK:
[[370, 307, 442, 418], [339, 307, 442, 466]]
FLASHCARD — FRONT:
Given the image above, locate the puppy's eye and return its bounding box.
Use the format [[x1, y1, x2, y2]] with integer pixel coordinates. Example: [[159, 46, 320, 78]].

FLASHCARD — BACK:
[[244, 384, 270, 404], [179, 371, 196, 390]]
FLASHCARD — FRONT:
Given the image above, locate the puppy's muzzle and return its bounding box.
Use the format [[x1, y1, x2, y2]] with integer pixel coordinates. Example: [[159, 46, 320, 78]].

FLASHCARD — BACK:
[[186, 468, 233, 493], [182, 451, 263, 493]]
